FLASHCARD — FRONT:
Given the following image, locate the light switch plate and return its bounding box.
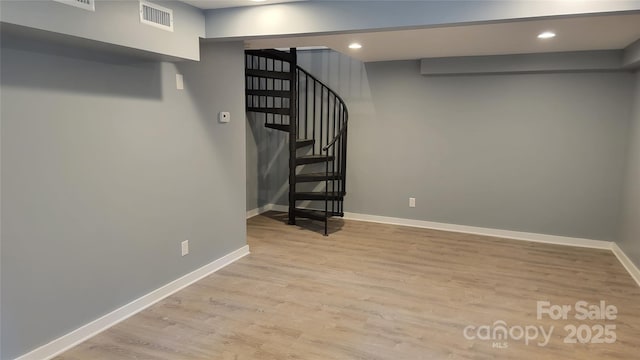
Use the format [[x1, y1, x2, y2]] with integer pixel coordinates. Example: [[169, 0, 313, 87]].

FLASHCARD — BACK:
[[181, 240, 189, 256], [219, 112, 230, 123], [176, 74, 184, 90]]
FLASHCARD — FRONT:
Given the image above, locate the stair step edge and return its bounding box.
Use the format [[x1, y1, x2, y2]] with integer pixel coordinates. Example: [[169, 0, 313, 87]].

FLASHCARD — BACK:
[[296, 155, 335, 165], [296, 172, 343, 182], [245, 69, 291, 80], [248, 107, 291, 115], [294, 192, 345, 200]]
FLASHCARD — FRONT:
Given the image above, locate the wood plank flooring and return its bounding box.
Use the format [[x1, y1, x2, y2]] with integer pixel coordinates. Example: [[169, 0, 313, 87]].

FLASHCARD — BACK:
[[57, 212, 640, 359]]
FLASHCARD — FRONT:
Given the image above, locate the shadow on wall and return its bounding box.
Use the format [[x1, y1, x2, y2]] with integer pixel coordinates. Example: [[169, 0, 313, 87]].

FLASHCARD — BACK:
[[1, 25, 163, 100], [247, 112, 289, 208]]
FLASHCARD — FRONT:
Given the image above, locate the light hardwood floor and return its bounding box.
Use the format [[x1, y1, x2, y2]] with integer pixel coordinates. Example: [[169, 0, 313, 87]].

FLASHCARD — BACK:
[[57, 212, 640, 359]]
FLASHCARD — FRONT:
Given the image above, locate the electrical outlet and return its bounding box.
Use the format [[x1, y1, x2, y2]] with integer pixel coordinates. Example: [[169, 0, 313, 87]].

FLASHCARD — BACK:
[[409, 197, 416, 208], [181, 240, 189, 256]]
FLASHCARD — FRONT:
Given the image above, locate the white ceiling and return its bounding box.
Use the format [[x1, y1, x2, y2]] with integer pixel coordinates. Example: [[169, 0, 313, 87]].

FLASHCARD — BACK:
[[245, 13, 640, 62], [181, 0, 303, 10]]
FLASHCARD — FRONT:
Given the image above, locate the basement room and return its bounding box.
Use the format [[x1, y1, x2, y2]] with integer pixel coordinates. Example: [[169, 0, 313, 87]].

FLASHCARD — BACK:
[[1, 1, 640, 359]]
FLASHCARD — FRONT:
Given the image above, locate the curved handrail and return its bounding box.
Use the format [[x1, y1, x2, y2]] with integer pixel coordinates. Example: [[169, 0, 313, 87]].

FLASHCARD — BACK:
[[296, 65, 349, 152], [295, 64, 348, 232], [296, 66, 349, 109], [322, 125, 348, 152]]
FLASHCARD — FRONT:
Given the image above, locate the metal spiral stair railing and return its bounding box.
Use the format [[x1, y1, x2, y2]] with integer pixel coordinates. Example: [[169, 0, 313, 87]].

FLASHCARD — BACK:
[[245, 48, 348, 235]]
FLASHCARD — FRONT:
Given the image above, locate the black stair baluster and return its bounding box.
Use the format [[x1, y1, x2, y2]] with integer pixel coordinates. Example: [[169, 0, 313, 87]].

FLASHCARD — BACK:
[[343, 125, 348, 210], [337, 96, 340, 214], [292, 71, 302, 138], [312, 81, 317, 155], [320, 87, 324, 157], [331, 96, 339, 217], [304, 74, 308, 141], [325, 135, 329, 235], [288, 48, 297, 226], [339, 104, 344, 215]]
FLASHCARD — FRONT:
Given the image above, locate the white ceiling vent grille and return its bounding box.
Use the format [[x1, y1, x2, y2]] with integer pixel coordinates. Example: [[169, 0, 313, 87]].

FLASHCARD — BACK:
[[140, 1, 174, 32], [52, 0, 95, 12]]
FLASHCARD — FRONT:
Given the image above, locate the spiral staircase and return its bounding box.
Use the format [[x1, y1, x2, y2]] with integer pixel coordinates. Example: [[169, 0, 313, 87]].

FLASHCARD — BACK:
[[245, 48, 348, 236]]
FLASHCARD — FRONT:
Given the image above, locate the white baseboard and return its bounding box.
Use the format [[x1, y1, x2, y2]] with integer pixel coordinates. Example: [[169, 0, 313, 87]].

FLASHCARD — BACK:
[[255, 206, 638, 287], [342, 212, 612, 249], [611, 243, 640, 287], [342, 212, 640, 286], [251, 205, 611, 249], [247, 204, 288, 219], [246, 205, 268, 219], [16, 245, 250, 360]]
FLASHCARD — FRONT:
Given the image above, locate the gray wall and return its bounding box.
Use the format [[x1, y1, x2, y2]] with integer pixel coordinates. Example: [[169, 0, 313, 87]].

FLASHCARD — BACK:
[[619, 72, 640, 265], [1, 37, 247, 359], [246, 116, 259, 211], [249, 50, 635, 241], [1, 0, 204, 61], [246, 113, 290, 211]]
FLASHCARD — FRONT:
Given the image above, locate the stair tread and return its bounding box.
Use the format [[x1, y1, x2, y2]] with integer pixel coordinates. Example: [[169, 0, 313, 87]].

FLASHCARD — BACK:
[[246, 49, 294, 62], [265, 123, 290, 132], [297, 171, 341, 176], [294, 208, 341, 221], [295, 191, 345, 201], [246, 68, 291, 80], [296, 172, 342, 182], [247, 89, 290, 98], [296, 154, 335, 165], [296, 155, 333, 159], [296, 155, 334, 159], [296, 139, 315, 148], [248, 107, 291, 115]]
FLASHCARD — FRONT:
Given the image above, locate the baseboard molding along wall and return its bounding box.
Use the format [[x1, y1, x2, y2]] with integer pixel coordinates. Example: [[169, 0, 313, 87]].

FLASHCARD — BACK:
[[247, 204, 287, 219], [344, 212, 639, 286], [248, 203, 640, 287], [343, 212, 612, 249], [343, 212, 639, 287], [15, 245, 250, 360], [611, 243, 640, 287]]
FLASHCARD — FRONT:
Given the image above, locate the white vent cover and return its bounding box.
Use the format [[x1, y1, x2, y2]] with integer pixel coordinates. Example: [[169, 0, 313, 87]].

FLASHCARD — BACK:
[[52, 0, 95, 12], [140, 1, 174, 32]]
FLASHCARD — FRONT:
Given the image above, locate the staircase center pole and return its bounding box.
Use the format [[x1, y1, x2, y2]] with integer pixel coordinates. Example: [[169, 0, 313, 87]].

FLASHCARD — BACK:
[[288, 48, 298, 225]]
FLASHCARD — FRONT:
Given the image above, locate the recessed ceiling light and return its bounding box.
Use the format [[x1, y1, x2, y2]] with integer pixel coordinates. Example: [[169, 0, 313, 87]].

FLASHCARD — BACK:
[[537, 31, 556, 39], [348, 43, 362, 49]]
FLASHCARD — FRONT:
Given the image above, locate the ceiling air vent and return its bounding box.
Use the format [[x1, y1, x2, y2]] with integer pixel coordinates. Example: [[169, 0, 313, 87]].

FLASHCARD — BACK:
[[52, 0, 95, 12], [139, 1, 174, 32]]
